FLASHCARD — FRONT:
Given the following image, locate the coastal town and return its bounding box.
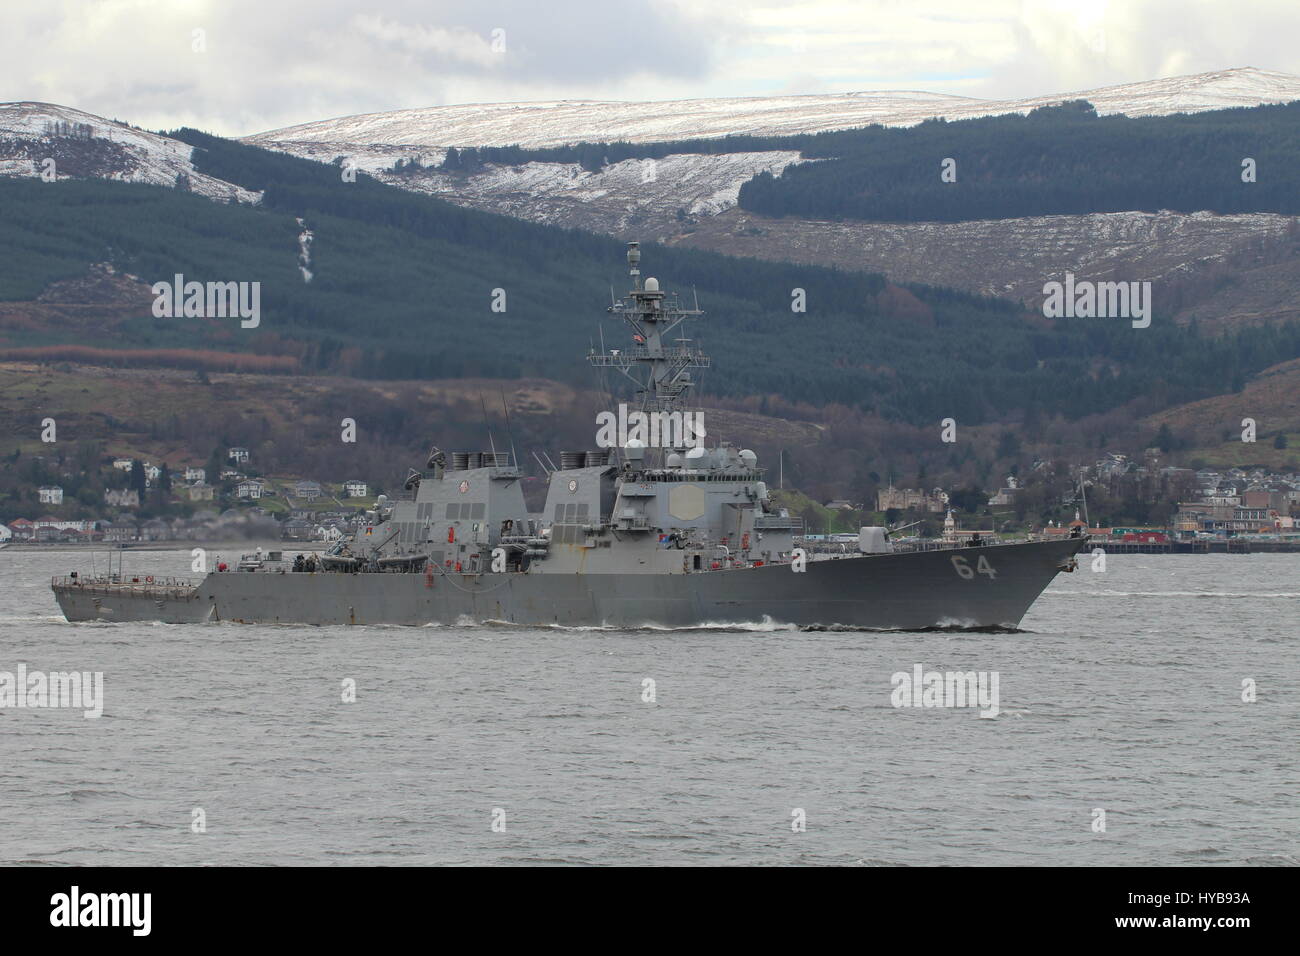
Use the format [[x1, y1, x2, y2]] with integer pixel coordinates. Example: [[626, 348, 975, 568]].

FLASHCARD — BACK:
[[1, 446, 375, 545], [871, 459, 1300, 539], [2, 444, 1298, 550]]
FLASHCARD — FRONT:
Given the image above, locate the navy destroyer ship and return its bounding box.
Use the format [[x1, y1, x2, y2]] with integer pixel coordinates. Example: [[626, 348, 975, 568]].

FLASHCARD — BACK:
[[52, 244, 1086, 628]]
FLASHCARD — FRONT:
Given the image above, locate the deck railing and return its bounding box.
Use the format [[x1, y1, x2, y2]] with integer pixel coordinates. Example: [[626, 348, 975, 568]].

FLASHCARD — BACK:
[[51, 575, 200, 599]]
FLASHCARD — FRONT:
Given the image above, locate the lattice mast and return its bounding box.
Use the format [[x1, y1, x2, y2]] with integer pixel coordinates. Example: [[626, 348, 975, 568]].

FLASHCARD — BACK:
[[588, 242, 710, 419]]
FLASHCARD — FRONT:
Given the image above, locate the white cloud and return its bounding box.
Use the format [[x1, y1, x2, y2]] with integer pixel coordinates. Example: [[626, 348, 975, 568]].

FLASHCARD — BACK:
[[0, 0, 1296, 135], [348, 15, 499, 67]]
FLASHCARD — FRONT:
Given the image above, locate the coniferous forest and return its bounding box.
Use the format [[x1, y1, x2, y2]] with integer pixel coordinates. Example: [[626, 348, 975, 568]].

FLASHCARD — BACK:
[[0, 128, 1297, 430], [438, 100, 1300, 222]]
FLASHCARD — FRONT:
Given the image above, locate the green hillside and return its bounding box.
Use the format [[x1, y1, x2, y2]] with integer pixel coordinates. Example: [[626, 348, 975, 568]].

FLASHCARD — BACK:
[[0, 129, 1297, 427]]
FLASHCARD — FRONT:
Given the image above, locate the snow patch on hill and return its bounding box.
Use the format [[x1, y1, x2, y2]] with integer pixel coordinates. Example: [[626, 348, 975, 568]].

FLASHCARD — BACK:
[[0, 102, 261, 204], [245, 67, 1300, 150], [252, 140, 804, 229], [402, 151, 801, 225]]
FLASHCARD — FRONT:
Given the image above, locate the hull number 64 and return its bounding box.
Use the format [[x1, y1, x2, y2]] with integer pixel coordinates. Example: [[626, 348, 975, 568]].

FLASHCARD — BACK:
[[952, 554, 997, 580]]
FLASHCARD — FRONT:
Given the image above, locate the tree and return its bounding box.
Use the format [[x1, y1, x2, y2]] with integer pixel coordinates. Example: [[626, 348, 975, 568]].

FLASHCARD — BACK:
[[948, 486, 986, 514], [1155, 423, 1174, 453], [129, 459, 146, 498], [206, 446, 225, 482], [996, 430, 1021, 460]]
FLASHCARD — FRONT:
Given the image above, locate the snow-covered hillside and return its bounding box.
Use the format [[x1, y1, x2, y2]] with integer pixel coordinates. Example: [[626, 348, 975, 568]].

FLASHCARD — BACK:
[[0, 102, 260, 204], [245, 67, 1300, 149], [298, 145, 804, 233], [242, 67, 1300, 241]]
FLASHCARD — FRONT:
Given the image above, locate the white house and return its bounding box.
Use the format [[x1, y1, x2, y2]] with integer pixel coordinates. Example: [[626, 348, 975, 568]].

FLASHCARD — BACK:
[[112, 457, 134, 471], [228, 447, 250, 463], [343, 480, 368, 498], [104, 488, 141, 508], [35, 518, 92, 531], [38, 486, 64, 505], [104, 520, 138, 543], [988, 476, 1019, 507], [184, 467, 206, 483], [188, 483, 215, 501], [0, 524, 11, 542], [143, 463, 161, 481], [294, 480, 322, 501], [236, 479, 265, 499]]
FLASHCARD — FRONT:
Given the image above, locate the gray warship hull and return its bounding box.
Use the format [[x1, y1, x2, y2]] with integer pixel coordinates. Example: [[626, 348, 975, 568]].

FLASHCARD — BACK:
[[52, 537, 1086, 629]]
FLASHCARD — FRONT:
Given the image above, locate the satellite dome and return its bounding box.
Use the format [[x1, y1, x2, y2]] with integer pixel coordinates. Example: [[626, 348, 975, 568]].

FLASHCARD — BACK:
[[739, 449, 757, 465], [685, 446, 707, 460], [666, 452, 683, 467], [643, 277, 660, 292]]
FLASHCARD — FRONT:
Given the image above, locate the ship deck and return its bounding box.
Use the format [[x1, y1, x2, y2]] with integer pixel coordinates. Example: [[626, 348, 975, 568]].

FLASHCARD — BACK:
[[52, 575, 200, 601]]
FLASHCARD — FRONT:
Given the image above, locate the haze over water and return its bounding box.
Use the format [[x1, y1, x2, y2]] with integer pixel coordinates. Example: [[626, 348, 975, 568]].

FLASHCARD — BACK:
[[2, 547, 1296, 866]]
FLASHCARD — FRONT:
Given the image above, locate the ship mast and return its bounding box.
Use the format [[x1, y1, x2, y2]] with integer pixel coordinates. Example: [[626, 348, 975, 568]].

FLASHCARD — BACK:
[[588, 242, 710, 419]]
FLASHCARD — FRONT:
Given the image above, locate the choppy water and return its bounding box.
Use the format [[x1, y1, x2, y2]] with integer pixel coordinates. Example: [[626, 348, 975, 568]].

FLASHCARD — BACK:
[[1, 546, 1296, 866]]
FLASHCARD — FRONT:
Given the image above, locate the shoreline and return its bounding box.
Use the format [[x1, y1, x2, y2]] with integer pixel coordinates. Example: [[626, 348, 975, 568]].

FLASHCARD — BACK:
[[2, 541, 322, 552]]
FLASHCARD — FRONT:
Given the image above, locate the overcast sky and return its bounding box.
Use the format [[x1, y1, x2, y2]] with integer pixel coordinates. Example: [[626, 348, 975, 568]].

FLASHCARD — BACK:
[[3, 0, 1299, 136]]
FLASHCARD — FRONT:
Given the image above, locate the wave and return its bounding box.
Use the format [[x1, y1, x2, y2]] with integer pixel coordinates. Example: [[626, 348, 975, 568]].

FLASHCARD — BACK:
[[479, 616, 1026, 634], [1050, 590, 1300, 598], [480, 615, 798, 632]]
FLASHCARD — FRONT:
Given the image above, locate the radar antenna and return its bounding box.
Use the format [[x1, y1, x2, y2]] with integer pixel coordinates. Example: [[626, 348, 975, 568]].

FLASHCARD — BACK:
[[588, 241, 709, 416]]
